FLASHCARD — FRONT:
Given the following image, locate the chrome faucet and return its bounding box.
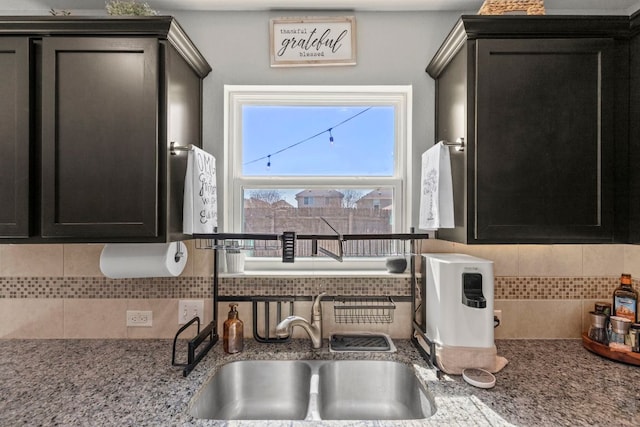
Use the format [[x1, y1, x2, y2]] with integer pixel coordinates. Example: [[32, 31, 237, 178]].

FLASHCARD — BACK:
[[275, 292, 326, 349]]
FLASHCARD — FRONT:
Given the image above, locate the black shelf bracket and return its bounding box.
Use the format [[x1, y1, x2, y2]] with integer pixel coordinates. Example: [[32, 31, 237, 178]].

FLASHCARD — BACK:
[[172, 317, 218, 377]]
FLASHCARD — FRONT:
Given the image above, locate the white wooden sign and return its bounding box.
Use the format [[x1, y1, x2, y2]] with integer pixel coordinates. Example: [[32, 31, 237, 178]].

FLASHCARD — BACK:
[[270, 16, 356, 67]]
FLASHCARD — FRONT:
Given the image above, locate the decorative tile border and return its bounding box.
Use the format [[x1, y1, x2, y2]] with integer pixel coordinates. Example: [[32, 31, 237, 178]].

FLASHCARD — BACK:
[[218, 276, 411, 297], [494, 277, 638, 300], [0, 277, 212, 299], [0, 276, 411, 299], [0, 276, 637, 300]]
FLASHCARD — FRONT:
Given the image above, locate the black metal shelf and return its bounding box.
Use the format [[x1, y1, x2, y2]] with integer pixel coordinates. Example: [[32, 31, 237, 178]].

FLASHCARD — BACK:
[[173, 230, 430, 376]]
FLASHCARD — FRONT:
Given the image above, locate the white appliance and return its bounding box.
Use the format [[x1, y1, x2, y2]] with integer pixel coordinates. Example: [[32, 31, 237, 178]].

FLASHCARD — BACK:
[[422, 253, 495, 349]]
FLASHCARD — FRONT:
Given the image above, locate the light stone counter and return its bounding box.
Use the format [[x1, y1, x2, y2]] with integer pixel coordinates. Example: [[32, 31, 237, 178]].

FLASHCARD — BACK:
[[0, 338, 638, 426]]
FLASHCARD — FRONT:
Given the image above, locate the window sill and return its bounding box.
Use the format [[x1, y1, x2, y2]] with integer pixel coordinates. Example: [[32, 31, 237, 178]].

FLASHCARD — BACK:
[[219, 270, 411, 278]]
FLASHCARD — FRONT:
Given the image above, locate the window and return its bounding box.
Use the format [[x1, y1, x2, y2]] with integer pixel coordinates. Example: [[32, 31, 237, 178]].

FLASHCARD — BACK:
[[224, 85, 412, 267]]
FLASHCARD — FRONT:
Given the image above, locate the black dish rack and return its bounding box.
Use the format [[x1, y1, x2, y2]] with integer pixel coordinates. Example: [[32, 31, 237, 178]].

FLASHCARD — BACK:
[[172, 230, 428, 376]]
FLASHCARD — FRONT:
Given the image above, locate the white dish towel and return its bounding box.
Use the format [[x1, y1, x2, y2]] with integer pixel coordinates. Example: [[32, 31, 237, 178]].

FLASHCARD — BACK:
[[183, 146, 218, 234], [419, 141, 454, 230]]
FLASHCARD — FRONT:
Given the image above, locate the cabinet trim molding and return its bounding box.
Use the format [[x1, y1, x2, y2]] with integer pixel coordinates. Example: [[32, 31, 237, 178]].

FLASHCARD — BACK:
[[0, 16, 211, 78], [427, 15, 630, 79]]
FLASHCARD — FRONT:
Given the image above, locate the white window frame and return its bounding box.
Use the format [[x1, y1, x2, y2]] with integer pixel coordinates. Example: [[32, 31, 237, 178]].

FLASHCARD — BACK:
[[223, 85, 413, 271]]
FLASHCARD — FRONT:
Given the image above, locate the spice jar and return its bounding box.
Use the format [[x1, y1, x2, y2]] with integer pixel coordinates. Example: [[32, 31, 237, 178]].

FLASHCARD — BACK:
[[630, 323, 640, 353], [594, 301, 612, 317], [608, 316, 632, 351], [588, 311, 609, 345]]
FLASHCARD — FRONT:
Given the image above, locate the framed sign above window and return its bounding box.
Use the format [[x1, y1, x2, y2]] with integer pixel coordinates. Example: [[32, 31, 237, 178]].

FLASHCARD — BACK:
[[270, 16, 356, 67]]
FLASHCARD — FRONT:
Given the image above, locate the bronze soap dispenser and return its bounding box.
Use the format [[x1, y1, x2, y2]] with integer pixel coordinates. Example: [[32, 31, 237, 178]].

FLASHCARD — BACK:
[[223, 304, 244, 354]]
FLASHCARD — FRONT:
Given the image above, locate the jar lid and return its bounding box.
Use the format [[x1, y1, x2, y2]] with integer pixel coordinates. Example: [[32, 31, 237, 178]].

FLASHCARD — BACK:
[[462, 368, 496, 389], [589, 311, 607, 327], [610, 316, 632, 333]]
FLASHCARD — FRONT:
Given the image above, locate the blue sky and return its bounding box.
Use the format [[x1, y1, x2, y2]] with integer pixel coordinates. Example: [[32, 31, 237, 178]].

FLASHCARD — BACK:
[[242, 105, 395, 176]]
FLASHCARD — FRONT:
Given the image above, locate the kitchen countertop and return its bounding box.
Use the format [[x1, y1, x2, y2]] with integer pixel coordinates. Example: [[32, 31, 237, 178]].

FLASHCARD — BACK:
[[0, 338, 638, 426]]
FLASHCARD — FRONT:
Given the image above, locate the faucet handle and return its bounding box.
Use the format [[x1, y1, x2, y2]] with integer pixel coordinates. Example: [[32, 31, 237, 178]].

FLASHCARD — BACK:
[[312, 292, 327, 317]]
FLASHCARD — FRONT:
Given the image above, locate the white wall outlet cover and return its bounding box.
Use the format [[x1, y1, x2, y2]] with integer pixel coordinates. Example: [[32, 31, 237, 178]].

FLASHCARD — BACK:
[[126, 310, 153, 327], [178, 300, 205, 325]]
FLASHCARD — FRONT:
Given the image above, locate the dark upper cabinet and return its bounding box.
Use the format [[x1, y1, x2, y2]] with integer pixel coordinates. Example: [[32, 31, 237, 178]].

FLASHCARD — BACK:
[[0, 17, 211, 243], [41, 37, 159, 239], [427, 16, 629, 244], [0, 38, 30, 237], [629, 13, 640, 243]]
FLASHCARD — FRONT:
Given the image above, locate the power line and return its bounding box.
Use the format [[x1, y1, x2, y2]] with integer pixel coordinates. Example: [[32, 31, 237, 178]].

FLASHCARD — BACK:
[[243, 107, 372, 167]]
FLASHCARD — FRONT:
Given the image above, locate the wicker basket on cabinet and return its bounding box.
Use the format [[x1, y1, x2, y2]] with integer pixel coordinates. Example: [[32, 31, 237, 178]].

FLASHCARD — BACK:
[[478, 0, 545, 15]]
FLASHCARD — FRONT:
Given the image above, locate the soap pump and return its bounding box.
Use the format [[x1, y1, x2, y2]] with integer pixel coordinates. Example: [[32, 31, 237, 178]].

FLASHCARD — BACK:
[[223, 304, 244, 354]]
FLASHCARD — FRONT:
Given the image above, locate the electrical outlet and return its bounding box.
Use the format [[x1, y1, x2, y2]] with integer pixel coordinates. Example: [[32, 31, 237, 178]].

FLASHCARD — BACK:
[[494, 309, 503, 328], [127, 310, 153, 327], [178, 299, 205, 325]]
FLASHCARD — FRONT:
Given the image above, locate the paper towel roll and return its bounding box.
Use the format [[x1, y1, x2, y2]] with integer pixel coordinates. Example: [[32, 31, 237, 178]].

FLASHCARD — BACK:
[[100, 242, 188, 279]]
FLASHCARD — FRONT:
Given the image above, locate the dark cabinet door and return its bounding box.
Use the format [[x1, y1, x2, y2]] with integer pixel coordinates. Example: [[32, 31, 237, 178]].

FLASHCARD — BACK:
[[0, 38, 30, 237], [40, 38, 159, 239], [474, 38, 615, 242], [630, 34, 640, 243], [434, 44, 470, 244]]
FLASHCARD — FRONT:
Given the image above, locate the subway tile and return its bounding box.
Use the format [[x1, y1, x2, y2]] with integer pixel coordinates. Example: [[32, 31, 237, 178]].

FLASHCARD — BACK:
[[517, 245, 551, 276], [547, 245, 583, 276], [455, 245, 519, 277], [0, 248, 633, 341], [0, 244, 64, 277], [517, 245, 582, 277], [192, 244, 215, 277], [421, 239, 456, 253], [582, 245, 624, 277], [63, 244, 104, 277], [623, 244, 640, 278], [0, 299, 64, 338], [63, 299, 127, 338], [494, 299, 582, 339], [387, 302, 412, 338]]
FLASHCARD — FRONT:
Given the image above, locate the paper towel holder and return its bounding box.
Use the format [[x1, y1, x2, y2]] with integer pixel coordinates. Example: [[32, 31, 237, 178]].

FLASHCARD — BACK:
[[174, 242, 186, 262], [170, 141, 194, 155], [439, 137, 465, 152]]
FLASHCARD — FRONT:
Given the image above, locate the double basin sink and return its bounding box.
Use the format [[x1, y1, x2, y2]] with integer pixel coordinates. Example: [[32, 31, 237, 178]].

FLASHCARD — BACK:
[[189, 360, 435, 421]]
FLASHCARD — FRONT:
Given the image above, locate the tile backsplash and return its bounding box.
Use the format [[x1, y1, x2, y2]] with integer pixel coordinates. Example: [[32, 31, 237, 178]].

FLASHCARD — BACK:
[[1, 240, 639, 340]]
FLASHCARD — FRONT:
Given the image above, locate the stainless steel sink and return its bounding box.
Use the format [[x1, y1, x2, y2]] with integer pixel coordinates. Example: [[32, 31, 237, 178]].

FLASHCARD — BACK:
[[189, 360, 435, 421], [189, 361, 312, 420], [317, 360, 432, 420]]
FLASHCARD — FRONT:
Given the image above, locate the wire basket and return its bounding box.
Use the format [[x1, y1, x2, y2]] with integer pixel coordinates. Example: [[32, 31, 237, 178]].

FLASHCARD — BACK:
[[194, 238, 281, 254], [333, 296, 395, 324]]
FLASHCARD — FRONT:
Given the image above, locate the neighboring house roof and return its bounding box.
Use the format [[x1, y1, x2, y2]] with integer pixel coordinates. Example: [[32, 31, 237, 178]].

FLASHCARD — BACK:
[[357, 189, 393, 200], [244, 198, 294, 208], [295, 189, 344, 199], [272, 200, 294, 208], [244, 197, 271, 208]]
